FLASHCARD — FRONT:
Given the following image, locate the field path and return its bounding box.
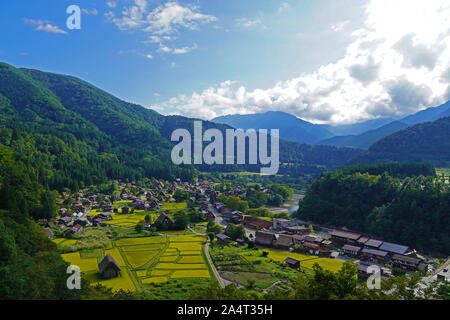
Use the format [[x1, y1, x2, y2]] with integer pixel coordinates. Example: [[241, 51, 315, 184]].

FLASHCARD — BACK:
[[204, 241, 230, 288]]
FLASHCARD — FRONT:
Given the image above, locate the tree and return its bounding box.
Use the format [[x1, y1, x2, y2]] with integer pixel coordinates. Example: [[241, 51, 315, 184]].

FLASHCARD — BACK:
[[173, 211, 189, 230], [135, 223, 144, 233], [225, 224, 245, 240], [144, 215, 151, 224]]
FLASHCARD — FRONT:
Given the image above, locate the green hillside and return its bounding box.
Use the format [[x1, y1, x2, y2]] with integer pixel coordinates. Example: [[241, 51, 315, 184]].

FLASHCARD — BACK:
[[353, 117, 450, 166]]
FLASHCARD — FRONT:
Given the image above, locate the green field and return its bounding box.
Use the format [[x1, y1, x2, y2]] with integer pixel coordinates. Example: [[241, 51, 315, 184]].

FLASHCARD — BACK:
[[160, 202, 187, 210]]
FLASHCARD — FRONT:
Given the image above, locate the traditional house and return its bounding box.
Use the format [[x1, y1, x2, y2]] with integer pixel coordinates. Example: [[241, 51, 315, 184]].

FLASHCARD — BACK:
[[275, 234, 294, 250], [154, 213, 174, 229], [58, 216, 73, 226], [391, 254, 426, 271], [273, 218, 296, 230], [225, 211, 243, 223], [98, 255, 121, 279], [99, 212, 112, 221], [357, 262, 371, 281], [216, 233, 232, 245], [121, 206, 130, 214], [303, 242, 320, 255], [330, 230, 362, 246], [204, 210, 215, 221], [437, 268, 449, 281], [255, 231, 276, 247], [356, 236, 370, 247], [243, 216, 273, 230], [45, 227, 54, 239], [284, 226, 309, 235], [379, 242, 409, 256], [284, 257, 300, 269], [219, 206, 232, 215], [361, 248, 390, 264], [341, 244, 361, 258], [364, 239, 384, 249]]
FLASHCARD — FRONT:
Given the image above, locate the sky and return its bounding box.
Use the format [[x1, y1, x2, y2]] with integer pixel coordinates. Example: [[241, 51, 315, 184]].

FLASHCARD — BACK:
[[1, 0, 450, 124]]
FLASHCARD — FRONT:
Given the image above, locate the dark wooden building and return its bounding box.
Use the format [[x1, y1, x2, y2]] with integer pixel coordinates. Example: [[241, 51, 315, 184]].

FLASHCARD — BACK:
[[98, 254, 121, 279]]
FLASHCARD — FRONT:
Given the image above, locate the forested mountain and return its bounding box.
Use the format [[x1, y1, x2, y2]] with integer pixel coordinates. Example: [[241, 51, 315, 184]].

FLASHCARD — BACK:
[[316, 121, 409, 150], [318, 101, 450, 149], [353, 117, 450, 166], [323, 117, 396, 136], [296, 165, 449, 255], [212, 111, 334, 144], [0, 62, 362, 192]]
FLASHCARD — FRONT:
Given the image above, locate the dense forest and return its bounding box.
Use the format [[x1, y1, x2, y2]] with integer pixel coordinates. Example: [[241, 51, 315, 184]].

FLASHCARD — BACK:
[[295, 164, 450, 255], [353, 117, 450, 166]]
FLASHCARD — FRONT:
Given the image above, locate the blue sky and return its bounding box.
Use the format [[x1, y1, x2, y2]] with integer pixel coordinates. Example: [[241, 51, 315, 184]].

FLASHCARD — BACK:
[[1, 0, 450, 124]]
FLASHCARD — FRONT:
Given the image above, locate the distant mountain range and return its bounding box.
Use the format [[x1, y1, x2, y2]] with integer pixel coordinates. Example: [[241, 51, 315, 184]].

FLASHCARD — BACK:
[[213, 111, 334, 145], [213, 101, 450, 150]]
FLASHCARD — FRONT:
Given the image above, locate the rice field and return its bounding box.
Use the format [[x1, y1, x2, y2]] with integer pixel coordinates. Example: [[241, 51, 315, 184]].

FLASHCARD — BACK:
[[84, 269, 136, 292], [160, 202, 187, 210], [141, 276, 168, 284], [123, 250, 160, 268], [259, 248, 345, 273], [171, 270, 210, 278], [52, 238, 78, 246], [116, 236, 166, 246], [61, 252, 98, 272], [154, 263, 207, 270], [104, 248, 126, 266], [60, 232, 212, 292]]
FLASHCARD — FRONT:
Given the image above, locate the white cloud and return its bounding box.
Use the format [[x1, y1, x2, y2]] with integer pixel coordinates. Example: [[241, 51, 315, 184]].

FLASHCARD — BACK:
[[158, 43, 197, 54], [238, 19, 267, 30], [152, 0, 450, 124], [331, 20, 349, 32], [278, 3, 290, 13], [106, 1, 117, 8], [23, 18, 67, 35], [82, 8, 98, 15], [108, 1, 217, 34], [145, 53, 153, 59]]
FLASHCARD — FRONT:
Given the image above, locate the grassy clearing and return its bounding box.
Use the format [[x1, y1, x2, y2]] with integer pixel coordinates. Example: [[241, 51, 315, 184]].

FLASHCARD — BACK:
[[60, 228, 111, 252], [140, 278, 213, 300]]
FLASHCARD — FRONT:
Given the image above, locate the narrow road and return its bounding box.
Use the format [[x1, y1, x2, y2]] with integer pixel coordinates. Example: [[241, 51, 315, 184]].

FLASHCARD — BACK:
[[204, 241, 231, 288]]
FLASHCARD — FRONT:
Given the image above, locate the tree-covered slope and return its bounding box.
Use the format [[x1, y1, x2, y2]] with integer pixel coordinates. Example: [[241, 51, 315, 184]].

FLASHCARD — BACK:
[[295, 166, 449, 255], [0, 62, 364, 183], [353, 117, 450, 166]]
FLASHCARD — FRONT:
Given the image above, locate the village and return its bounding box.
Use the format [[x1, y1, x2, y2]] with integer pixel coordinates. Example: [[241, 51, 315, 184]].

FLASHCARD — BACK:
[[38, 177, 449, 296]]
